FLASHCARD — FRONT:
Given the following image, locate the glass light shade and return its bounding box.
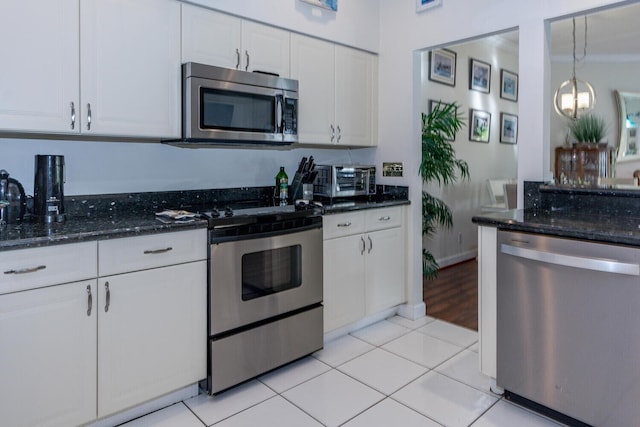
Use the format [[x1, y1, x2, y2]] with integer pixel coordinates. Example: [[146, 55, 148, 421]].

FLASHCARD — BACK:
[[554, 78, 596, 119]]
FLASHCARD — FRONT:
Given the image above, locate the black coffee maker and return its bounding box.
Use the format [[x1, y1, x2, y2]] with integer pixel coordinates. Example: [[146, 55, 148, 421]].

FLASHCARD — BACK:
[[0, 169, 26, 225], [33, 155, 66, 223]]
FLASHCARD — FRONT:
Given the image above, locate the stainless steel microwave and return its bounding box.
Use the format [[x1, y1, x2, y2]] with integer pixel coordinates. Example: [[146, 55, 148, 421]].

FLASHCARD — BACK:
[[180, 63, 298, 146], [313, 165, 376, 198]]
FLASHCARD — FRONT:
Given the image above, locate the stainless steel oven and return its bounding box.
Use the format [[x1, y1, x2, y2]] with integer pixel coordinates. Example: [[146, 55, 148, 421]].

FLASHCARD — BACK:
[[205, 206, 322, 394]]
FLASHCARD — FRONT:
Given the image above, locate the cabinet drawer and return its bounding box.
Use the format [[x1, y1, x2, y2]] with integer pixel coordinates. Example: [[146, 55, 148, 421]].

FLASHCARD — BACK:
[[99, 229, 206, 276], [365, 206, 402, 232], [0, 242, 97, 295], [323, 211, 366, 240]]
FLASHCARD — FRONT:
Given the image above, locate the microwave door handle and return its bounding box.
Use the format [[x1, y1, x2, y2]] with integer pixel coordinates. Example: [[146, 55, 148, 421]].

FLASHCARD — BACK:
[[276, 94, 284, 134]]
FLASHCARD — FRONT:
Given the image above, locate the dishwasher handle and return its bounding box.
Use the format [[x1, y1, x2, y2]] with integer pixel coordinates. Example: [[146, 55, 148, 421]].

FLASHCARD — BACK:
[[501, 243, 640, 276]]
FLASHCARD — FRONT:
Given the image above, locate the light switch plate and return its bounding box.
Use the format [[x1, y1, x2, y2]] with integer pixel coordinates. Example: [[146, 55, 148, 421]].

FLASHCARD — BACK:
[[383, 162, 403, 177]]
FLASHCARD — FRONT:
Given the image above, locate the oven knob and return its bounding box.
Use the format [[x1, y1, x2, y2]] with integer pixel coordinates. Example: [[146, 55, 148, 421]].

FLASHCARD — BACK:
[[209, 208, 220, 218], [224, 206, 233, 217]]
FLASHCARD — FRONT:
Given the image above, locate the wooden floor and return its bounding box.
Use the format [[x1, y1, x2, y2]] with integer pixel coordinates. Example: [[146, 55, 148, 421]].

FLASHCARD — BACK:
[[423, 258, 478, 331]]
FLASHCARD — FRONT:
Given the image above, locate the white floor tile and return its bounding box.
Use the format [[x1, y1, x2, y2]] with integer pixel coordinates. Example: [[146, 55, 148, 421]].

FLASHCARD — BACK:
[[468, 341, 479, 353], [313, 334, 375, 367], [282, 369, 384, 427], [473, 400, 564, 427], [382, 330, 463, 368], [418, 320, 478, 348], [184, 380, 275, 426], [119, 402, 204, 427], [350, 320, 410, 346], [387, 315, 436, 330], [259, 356, 331, 393], [392, 371, 498, 427], [342, 398, 441, 427], [214, 396, 323, 427], [337, 348, 428, 395], [435, 349, 495, 394]]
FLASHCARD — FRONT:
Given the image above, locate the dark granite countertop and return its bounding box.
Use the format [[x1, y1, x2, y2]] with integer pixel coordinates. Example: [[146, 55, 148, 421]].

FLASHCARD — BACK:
[[472, 209, 640, 247]]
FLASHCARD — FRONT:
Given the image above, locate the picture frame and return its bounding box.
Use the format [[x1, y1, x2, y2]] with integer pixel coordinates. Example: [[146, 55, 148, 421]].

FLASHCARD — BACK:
[[500, 113, 518, 144], [299, 0, 337, 11], [416, 0, 442, 12], [469, 109, 491, 143], [500, 69, 518, 102], [469, 58, 491, 93], [429, 99, 457, 141], [428, 49, 456, 87]]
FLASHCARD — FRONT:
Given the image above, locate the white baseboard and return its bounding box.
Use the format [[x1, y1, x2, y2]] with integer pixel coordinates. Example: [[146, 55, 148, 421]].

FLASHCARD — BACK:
[[437, 250, 477, 269], [323, 307, 398, 342], [397, 302, 426, 320]]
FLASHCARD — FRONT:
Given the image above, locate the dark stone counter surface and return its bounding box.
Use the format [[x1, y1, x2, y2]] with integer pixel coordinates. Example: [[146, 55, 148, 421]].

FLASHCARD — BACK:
[[0, 185, 409, 251], [473, 182, 640, 246]]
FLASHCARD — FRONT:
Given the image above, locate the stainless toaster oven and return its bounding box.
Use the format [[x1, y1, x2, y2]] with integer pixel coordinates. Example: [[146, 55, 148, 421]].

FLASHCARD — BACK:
[[313, 165, 376, 198]]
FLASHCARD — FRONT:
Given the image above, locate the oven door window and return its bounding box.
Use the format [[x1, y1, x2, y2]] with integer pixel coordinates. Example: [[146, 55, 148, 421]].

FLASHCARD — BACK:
[[201, 88, 275, 133], [241, 245, 302, 301]]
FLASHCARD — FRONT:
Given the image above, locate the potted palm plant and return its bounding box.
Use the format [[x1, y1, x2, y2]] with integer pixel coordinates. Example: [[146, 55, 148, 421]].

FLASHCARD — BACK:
[[420, 102, 469, 278]]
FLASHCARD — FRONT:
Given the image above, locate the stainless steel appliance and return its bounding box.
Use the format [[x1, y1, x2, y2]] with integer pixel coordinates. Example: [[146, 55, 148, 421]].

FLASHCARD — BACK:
[[33, 154, 66, 223], [0, 169, 26, 224], [176, 62, 298, 146], [313, 164, 376, 199], [497, 230, 640, 427], [204, 203, 323, 394]]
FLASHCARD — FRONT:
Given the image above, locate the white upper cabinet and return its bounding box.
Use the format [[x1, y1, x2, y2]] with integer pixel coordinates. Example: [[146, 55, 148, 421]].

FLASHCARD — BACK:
[[182, 4, 290, 77], [80, 0, 181, 138], [0, 0, 80, 134], [291, 33, 377, 147]]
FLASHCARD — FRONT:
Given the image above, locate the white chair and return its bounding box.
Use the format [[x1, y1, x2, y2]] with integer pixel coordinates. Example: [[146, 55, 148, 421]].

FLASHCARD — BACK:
[[503, 182, 517, 209], [481, 179, 514, 212]]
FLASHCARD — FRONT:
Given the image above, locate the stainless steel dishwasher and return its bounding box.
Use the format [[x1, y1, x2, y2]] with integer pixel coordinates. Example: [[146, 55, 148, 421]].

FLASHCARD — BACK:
[[497, 230, 640, 427]]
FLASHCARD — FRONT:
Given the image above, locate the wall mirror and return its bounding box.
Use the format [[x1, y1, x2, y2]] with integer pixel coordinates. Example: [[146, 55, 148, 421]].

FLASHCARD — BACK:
[[615, 90, 640, 162]]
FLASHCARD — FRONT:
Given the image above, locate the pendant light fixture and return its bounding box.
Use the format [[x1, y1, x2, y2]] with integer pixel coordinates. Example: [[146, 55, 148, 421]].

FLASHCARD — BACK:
[[553, 16, 596, 119]]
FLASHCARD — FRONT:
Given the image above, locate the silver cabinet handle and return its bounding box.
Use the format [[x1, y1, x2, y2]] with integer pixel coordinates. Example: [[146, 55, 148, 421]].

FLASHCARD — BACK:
[[378, 216, 391, 221], [337, 125, 342, 143], [330, 124, 335, 142], [143, 247, 173, 255], [86, 103, 92, 130], [501, 244, 640, 276], [104, 282, 110, 312], [337, 222, 351, 227], [4, 265, 46, 275], [70, 102, 76, 130], [235, 48, 240, 69], [367, 235, 373, 254], [86, 285, 92, 316], [245, 50, 250, 71], [360, 236, 366, 255]]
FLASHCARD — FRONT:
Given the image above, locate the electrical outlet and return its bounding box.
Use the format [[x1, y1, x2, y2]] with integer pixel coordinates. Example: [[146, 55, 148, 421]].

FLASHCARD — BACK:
[[383, 162, 403, 177]]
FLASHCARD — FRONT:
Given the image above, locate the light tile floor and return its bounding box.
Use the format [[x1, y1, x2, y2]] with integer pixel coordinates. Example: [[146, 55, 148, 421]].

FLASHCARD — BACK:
[[120, 316, 564, 427]]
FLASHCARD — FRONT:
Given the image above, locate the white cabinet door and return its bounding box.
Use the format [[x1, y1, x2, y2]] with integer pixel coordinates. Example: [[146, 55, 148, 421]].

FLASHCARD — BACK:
[[323, 235, 366, 332], [0, 281, 97, 427], [80, 0, 181, 138], [335, 46, 376, 147], [365, 227, 405, 314], [181, 4, 241, 68], [290, 34, 335, 145], [241, 20, 290, 77], [97, 261, 206, 417], [477, 226, 497, 378], [0, 0, 80, 134]]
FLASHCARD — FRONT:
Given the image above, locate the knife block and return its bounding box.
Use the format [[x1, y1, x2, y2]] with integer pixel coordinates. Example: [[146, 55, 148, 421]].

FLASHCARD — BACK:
[[290, 172, 304, 201]]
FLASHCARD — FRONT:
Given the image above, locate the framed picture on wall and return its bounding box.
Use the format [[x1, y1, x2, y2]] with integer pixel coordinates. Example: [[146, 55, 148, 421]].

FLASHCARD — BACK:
[[500, 69, 518, 101], [299, 0, 337, 11], [469, 58, 491, 93], [500, 113, 518, 144], [429, 99, 457, 141], [428, 49, 456, 86], [416, 0, 442, 12], [470, 109, 491, 142]]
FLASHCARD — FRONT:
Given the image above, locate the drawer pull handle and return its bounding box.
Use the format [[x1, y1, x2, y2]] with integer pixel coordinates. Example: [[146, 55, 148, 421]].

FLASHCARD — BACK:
[[4, 265, 46, 275], [104, 282, 110, 313], [337, 222, 351, 228], [144, 247, 173, 255], [379, 216, 391, 221], [86, 285, 92, 316], [368, 235, 373, 253]]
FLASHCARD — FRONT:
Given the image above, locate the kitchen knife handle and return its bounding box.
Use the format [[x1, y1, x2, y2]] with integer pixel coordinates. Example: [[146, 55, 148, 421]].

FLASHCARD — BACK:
[[70, 102, 76, 130], [330, 124, 335, 142], [86, 285, 92, 316], [104, 282, 110, 313], [360, 236, 366, 255], [144, 247, 173, 255], [245, 50, 250, 71], [368, 235, 373, 254], [87, 103, 92, 131], [4, 265, 46, 275], [235, 48, 240, 69], [337, 125, 342, 143]]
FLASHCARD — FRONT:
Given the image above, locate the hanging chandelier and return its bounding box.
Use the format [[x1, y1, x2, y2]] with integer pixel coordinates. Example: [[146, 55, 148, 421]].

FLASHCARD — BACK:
[[553, 16, 596, 120]]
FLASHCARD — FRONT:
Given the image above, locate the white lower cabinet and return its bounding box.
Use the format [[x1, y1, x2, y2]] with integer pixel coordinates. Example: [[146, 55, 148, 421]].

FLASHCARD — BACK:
[[323, 207, 405, 332], [0, 280, 98, 427]]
